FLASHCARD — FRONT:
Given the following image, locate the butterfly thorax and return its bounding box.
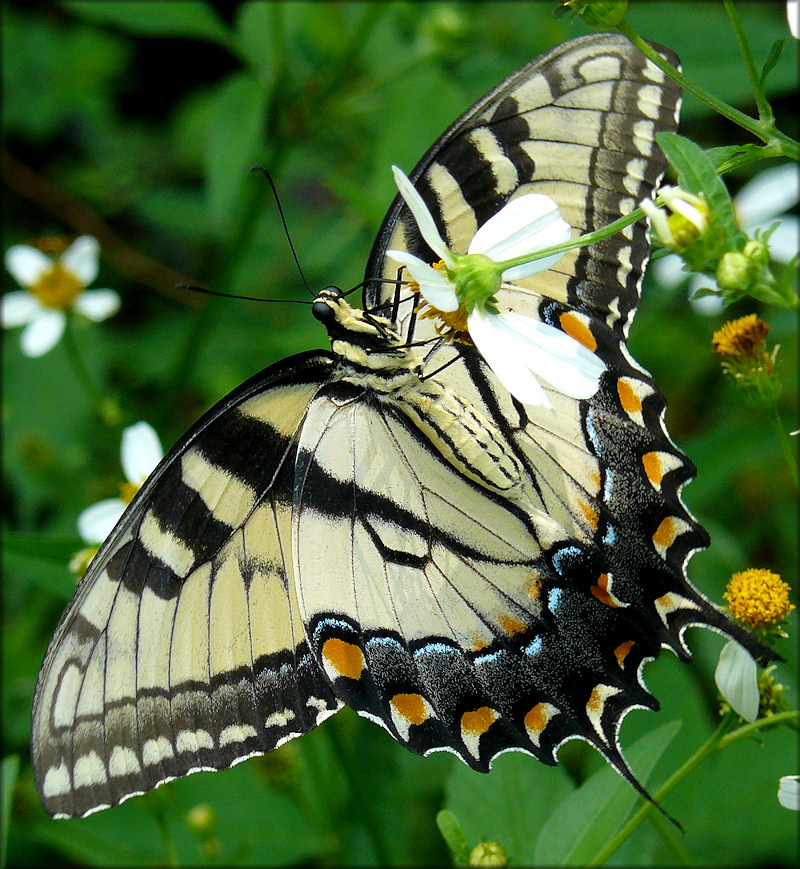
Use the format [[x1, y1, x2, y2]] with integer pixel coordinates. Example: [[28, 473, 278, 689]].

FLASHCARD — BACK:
[[314, 289, 526, 499]]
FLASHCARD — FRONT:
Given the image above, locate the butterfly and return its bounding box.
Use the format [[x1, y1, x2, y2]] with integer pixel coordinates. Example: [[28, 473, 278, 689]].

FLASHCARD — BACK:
[[32, 33, 773, 819]]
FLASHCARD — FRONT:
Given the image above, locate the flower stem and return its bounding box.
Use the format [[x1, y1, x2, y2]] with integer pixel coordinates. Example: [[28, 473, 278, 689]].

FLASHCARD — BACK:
[[769, 403, 799, 491], [62, 314, 120, 425], [589, 709, 799, 865], [498, 208, 644, 272], [723, 0, 774, 124], [614, 17, 799, 161]]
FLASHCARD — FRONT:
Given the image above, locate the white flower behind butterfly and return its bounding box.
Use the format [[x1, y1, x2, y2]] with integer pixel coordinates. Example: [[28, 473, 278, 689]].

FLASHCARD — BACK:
[[3, 235, 120, 357], [78, 422, 164, 544], [387, 166, 605, 407]]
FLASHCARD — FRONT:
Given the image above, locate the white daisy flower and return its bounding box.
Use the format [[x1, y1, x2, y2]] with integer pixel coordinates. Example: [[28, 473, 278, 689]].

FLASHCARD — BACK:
[[386, 166, 605, 407], [714, 639, 760, 722], [788, 0, 799, 39], [778, 775, 799, 811], [77, 422, 163, 544], [652, 164, 799, 314], [3, 235, 120, 357]]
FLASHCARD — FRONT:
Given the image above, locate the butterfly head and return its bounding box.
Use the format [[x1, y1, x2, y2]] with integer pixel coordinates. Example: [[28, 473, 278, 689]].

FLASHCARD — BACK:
[[313, 286, 422, 374]]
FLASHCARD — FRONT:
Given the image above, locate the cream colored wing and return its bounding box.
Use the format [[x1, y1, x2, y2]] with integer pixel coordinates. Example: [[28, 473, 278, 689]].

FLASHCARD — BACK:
[[31, 353, 342, 818]]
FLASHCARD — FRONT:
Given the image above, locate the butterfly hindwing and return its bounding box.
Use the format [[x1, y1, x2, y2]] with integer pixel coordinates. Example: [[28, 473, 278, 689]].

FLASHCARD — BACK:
[[31, 352, 342, 819], [289, 377, 626, 770]]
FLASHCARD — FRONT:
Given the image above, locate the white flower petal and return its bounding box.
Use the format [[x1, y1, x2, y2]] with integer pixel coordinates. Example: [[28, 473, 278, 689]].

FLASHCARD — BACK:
[[789, 0, 799, 39], [468, 308, 549, 406], [735, 164, 799, 227], [488, 309, 606, 399], [2, 290, 42, 327], [121, 422, 164, 485], [688, 288, 724, 317], [778, 775, 799, 811], [4, 245, 52, 287], [386, 250, 460, 311], [652, 252, 689, 288], [73, 289, 121, 322], [78, 498, 126, 544], [391, 166, 454, 267], [20, 310, 66, 357], [469, 194, 572, 279], [715, 640, 759, 722], [61, 235, 99, 285], [642, 198, 676, 249]]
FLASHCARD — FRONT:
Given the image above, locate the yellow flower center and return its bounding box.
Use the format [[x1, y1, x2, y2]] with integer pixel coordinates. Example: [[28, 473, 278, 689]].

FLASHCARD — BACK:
[[406, 261, 470, 341], [119, 481, 140, 504], [724, 569, 795, 628], [712, 314, 769, 361], [31, 263, 84, 310]]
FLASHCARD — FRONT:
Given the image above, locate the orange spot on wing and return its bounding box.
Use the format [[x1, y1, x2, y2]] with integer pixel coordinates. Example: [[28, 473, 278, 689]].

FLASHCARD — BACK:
[[391, 693, 428, 726], [560, 311, 597, 351], [614, 640, 635, 667], [524, 703, 549, 736], [617, 379, 642, 415], [578, 498, 599, 530], [498, 612, 527, 636], [322, 638, 364, 680], [461, 706, 496, 736], [587, 686, 604, 713], [642, 451, 663, 486], [653, 516, 678, 549], [527, 573, 543, 599], [590, 573, 621, 608]]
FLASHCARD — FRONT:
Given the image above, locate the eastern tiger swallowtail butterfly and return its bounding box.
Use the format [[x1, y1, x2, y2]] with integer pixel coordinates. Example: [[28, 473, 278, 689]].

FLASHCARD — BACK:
[[32, 33, 773, 820]]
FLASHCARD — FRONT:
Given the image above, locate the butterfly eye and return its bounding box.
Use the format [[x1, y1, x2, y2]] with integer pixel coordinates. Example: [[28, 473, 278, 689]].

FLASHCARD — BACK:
[[312, 298, 336, 323]]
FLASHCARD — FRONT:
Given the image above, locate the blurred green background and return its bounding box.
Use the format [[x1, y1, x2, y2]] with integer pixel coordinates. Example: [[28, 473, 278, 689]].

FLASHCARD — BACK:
[[2, 2, 797, 865]]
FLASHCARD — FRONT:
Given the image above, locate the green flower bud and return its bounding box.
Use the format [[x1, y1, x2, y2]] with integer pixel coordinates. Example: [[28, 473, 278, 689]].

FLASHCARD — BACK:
[[716, 251, 751, 291], [469, 840, 509, 866], [743, 238, 770, 270]]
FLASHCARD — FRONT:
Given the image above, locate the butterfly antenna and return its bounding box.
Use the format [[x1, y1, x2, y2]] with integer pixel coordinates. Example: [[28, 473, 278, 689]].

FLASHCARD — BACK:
[[177, 283, 308, 304], [251, 165, 313, 296]]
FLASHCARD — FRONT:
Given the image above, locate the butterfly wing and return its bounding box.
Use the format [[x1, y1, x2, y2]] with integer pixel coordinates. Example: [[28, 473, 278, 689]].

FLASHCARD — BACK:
[[31, 352, 342, 819], [357, 33, 773, 780], [289, 376, 668, 781], [365, 32, 679, 333]]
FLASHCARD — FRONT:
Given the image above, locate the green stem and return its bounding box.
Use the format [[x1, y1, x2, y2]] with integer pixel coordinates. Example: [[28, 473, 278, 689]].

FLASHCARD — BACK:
[[615, 18, 799, 161], [723, 0, 774, 124], [590, 709, 799, 865], [62, 314, 121, 426], [497, 207, 644, 272], [769, 403, 799, 491]]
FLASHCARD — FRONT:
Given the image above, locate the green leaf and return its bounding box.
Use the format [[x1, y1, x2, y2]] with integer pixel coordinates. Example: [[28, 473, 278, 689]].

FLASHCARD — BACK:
[[204, 72, 270, 228], [703, 143, 771, 175], [656, 132, 747, 250], [1, 756, 20, 868], [534, 721, 681, 866], [759, 39, 785, 88], [63, 1, 232, 46], [234, 2, 278, 80], [436, 810, 470, 866], [443, 751, 575, 866]]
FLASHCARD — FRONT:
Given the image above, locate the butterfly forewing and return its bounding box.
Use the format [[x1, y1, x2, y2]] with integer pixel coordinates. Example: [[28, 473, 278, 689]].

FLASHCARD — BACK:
[[32, 354, 342, 818]]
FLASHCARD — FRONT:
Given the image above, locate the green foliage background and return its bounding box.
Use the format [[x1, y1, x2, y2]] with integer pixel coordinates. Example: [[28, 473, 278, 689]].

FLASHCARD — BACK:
[[2, 2, 797, 866]]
